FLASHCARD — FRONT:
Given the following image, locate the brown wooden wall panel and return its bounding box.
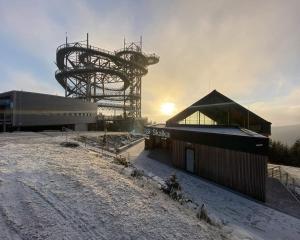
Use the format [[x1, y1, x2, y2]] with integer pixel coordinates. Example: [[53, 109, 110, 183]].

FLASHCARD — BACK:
[[171, 140, 185, 169], [171, 139, 267, 201]]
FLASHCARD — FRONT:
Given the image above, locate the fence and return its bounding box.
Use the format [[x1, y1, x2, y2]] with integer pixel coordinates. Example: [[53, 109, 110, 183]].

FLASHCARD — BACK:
[[61, 127, 79, 142], [76, 133, 132, 162], [61, 129, 138, 165], [268, 165, 300, 202]]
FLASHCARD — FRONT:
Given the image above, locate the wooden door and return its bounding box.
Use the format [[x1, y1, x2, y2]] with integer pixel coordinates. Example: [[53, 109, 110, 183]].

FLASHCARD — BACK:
[[186, 148, 195, 173]]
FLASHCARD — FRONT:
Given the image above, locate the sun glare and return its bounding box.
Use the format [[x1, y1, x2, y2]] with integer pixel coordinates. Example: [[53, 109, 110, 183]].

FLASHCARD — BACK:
[[160, 102, 175, 116]]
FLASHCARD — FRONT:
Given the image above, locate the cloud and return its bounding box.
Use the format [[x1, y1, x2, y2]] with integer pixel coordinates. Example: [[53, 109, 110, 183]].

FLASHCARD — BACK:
[[0, 1, 64, 62], [249, 87, 300, 126], [141, 0, 300, 124], [0, 66, 63, 95], [0, 0, 300, 126]]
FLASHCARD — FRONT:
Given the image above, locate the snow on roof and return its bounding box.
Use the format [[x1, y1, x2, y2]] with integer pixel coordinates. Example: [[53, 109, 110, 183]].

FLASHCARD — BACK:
[[147, 124, 267, 138]]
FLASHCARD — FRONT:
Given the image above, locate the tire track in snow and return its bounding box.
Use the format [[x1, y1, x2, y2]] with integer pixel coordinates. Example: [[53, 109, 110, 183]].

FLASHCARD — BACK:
[[0, 204, 23, 240], [20, 181, 107, 240], [0, 180, 58, 240]]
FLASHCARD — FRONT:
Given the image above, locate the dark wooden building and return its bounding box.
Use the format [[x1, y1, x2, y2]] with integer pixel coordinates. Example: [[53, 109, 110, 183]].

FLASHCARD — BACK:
[[167, 90, 271, 136], [145, 90, 270, 201]]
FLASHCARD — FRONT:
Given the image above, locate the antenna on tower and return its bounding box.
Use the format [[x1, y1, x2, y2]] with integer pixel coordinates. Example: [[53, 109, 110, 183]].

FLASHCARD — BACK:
[[87, 33, 89, 48]]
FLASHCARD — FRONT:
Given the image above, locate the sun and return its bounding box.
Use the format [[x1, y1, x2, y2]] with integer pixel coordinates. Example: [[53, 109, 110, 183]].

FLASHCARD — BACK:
[[160, 102, 175, 116]]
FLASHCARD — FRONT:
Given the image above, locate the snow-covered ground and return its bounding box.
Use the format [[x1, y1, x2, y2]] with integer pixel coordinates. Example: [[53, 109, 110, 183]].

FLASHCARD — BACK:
[[269, 163, 300, 186], [0, 132, 236, 240], [281, 165, 300, 180], [128, 142, 300, 240], [1, 132, 299, 240]]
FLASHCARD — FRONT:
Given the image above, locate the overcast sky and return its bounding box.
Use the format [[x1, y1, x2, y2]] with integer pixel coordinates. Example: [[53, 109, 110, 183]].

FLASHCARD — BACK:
[[0, 0, 300, 126]]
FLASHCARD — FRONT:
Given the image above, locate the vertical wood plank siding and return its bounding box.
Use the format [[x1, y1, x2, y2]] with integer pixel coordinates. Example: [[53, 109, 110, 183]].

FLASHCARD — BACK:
[[171, 139, 267, 201]]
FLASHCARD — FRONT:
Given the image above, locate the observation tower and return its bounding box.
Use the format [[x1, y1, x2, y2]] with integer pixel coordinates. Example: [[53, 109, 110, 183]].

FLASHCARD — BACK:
[[55, 34, 159, 119]]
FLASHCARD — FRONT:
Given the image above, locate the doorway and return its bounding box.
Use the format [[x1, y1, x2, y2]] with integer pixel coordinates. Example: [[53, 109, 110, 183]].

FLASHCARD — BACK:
[[185, 148, 195, 173]]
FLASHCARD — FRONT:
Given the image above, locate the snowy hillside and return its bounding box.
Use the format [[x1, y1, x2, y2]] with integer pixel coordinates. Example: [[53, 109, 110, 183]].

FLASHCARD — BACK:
[[0, 132, 236, 240], [0, 132, 299, 240]]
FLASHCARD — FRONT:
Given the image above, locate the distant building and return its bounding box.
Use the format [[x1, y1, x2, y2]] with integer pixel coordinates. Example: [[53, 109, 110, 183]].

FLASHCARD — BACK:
[[145, 90, 271, 201], [0, 91, 97, 132]]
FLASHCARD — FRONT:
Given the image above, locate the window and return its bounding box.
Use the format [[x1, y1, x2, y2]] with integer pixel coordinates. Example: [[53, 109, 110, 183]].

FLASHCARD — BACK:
[[179, 111, 216, 125]]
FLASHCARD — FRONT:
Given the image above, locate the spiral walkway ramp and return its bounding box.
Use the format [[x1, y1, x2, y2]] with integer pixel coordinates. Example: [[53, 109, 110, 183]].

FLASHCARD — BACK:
[[55, 39, 159, 118]]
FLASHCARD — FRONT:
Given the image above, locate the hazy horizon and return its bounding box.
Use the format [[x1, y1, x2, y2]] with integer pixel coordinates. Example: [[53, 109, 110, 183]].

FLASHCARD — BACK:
[[1, 0, 300, 126]]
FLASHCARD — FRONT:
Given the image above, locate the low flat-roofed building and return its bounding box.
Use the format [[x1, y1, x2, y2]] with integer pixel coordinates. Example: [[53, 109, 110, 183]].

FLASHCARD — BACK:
[[0, 90, 97, 131], [145, 90, 270, 201]]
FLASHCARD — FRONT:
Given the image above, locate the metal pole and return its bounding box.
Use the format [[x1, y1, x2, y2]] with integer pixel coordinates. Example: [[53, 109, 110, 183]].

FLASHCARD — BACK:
[[247, 110, 250, 129], [227, 111, 230, 125], [65, 33, 68, 97], [86, 33, 91, 101], [123, 89, 126, 117], [94, 73, 96, 102], [87, 33, 89, 48], [293, 178, 295, 192], [3, 110, 6, 132], [279, 168, 282, 182]]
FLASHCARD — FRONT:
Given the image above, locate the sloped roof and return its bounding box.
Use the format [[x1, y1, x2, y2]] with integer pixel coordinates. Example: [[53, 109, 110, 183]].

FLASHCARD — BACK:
[[166, 90, 271, 136]]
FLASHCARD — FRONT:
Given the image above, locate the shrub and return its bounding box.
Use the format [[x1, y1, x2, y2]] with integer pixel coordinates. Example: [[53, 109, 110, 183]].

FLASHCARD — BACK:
[[131, 169, 144, 178], [113, 155, 129, 167], [60, 142, 79, 148], [196, 204, 212, 225], [162, 173, 181, 194], [160, 173, 184, 201]]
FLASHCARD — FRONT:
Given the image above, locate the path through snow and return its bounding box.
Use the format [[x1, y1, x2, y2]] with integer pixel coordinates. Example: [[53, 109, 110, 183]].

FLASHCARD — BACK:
[[128, 141, 300, 240]]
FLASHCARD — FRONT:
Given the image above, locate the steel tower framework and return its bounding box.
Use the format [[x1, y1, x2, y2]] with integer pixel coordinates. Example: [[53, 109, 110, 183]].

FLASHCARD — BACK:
[[55, 35, 159, 118]]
